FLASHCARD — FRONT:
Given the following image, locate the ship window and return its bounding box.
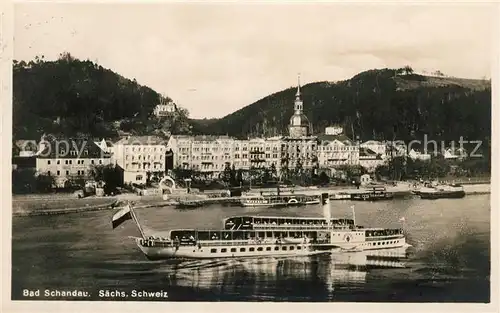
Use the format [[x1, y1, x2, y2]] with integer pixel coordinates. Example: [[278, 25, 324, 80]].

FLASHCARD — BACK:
[[274, 247, 279, 251], [221, 248, 227, 253], [266, 232, 273, 238], [240, 248, 246, 252], [282, 246, 287, 251], [197, 231, 209, 241], [210, 249, 217, 253], [297, 246, 301, 250], [249, 247, 255, 252], [222, 231, 232, 240], [257, 247, 263, 251], [290, 246, 295, 251], [230, 248, 236, 252], [266, 247, 271, 251], [233, 231, 245, 240]]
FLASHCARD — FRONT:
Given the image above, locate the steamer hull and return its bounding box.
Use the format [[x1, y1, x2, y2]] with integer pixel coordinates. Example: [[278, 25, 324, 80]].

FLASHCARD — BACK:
[[135, 238, 317, 260]]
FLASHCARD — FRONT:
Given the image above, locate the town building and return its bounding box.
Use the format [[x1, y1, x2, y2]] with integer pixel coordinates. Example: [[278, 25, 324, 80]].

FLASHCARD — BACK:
[[153, 97, 178, 117], [14, 140, 39, 157], [359, 147, 385, 172], [444, 147, 467, 160], [35, 137, 112, 188], [280, 76, 319, 172], [324, 125, 344, 136], [317, 129, 359, 169], [168, 135, 235, 178], [360, 140, 387, 160], [232, 138, 250, 170], [408, 148, 431, 161], [111, 136, 168, 184]]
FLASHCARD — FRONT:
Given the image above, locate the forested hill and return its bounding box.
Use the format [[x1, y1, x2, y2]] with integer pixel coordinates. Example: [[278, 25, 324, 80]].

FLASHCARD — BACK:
[[13, 53, 191, 140], [198, 68, 491, 144]]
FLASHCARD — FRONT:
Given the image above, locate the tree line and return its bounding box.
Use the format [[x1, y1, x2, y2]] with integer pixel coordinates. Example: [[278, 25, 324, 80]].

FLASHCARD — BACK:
[[13, 53, 192, 141], [200, 68, 491, 151]]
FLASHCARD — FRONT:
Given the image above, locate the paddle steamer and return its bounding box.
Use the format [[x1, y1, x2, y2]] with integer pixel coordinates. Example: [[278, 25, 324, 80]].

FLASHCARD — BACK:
[[240, 193, 320, 207], [111, 193, 407, 260], [417, 183, 466, 199]]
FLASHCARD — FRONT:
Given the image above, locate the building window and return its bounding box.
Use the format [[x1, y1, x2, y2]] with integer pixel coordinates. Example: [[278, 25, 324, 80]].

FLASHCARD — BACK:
[[57, 170, 60, 176], [56, 160, 60, 165], [66, 171, 69, 175], [47, 171, 51, 176], [136, 175, 143, 181], [99, 160, 102, 164], [47, 160, 51, 165]]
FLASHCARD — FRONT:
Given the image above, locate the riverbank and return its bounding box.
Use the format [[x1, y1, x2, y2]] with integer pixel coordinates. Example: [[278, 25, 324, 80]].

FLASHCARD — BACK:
[[11, 181, 490, 216], [12, 196, 118, 217]]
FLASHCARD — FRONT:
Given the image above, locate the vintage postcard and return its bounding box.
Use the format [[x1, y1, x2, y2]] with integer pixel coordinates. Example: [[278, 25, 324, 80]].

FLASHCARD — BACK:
[[2, 1, 498, 312]]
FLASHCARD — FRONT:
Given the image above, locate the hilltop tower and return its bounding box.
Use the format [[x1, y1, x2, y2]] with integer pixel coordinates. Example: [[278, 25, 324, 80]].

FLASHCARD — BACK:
[[288, 74, 310, 138]]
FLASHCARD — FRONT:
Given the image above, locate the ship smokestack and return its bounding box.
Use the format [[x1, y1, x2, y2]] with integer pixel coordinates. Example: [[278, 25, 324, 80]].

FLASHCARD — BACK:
[[321, 193, 331, 227]]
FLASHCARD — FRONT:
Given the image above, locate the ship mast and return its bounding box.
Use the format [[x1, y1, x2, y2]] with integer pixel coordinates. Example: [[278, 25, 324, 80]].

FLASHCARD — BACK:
[[128, 201, 147, 239]]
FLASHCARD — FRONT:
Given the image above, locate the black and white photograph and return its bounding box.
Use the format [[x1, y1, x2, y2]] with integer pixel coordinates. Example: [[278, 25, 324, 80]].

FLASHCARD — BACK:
[[3, 0, 498, 309]]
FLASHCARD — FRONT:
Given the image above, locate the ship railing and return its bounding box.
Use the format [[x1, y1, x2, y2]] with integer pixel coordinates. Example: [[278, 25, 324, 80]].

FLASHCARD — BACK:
[[194, 239, 309, 247], [365, 235, 404, 240], [251, 224, 351, 231]]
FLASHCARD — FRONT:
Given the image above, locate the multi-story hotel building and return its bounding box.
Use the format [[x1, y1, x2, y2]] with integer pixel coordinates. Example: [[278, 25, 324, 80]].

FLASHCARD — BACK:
[[35, 137, 112, 188], [168, 135, 234, 177], [111, 136, 168, 184], [317, 132, 359, 168], [232, 138, 250, 170]]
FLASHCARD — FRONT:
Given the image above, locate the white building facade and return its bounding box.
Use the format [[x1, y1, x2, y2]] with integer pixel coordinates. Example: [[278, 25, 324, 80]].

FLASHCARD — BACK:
[[111, 136, 168, 184]]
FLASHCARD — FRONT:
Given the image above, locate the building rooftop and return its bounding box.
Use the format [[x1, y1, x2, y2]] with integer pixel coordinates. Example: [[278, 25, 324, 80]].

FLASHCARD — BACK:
[[317, 134, 354, 144], [37, 138, 111, 159], [115, 136, 168, 145]]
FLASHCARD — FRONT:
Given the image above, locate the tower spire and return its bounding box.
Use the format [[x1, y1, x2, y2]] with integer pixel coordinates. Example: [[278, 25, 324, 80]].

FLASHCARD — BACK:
[[296, 73, 301, 97]]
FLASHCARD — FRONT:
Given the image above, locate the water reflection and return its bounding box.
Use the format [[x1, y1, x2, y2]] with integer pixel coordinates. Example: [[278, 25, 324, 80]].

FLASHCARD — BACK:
[[164, 247, 410, 296]]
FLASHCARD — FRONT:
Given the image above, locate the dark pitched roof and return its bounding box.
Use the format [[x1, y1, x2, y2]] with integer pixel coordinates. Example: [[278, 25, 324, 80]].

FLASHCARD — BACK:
[[115, 136, 168, 145], [37, 138, 110, 159], [317, 134, 354, 145], [15, 140, 38, 151], [359, 147, 381, 158]]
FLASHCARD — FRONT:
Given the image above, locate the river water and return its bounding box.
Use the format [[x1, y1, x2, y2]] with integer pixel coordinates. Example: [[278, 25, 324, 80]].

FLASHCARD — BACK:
[[11, 195, 490, 302]]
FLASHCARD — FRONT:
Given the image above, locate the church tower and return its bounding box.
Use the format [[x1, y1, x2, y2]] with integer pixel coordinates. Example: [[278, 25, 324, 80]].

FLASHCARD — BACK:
[[288, 74, 310, 138]]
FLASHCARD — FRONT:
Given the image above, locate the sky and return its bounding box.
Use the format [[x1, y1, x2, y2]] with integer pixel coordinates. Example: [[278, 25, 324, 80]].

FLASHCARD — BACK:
[[14, 2, 496, 119]]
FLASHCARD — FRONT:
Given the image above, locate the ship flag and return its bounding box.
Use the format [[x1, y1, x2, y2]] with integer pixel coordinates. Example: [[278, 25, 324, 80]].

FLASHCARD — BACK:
[[112, 204, 132, 229]]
